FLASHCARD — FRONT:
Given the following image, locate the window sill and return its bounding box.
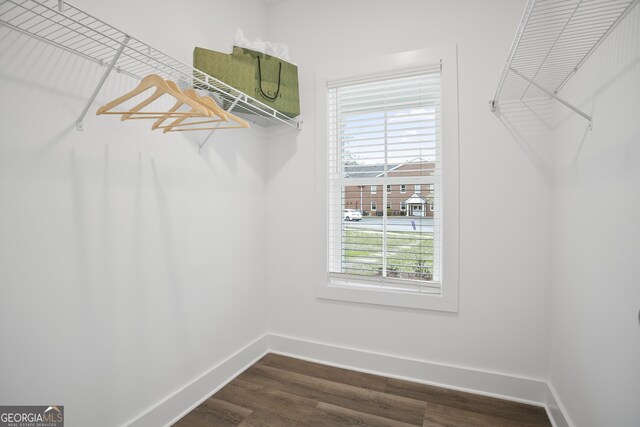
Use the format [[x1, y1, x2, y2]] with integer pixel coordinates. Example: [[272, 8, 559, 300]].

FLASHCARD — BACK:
[[316, 275, 458, 312]]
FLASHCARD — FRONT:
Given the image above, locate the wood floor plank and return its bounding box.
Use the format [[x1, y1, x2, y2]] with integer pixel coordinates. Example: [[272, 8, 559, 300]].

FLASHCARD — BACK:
[[258, 353, 388, 392], [423, 401, 543, 427], [214, 379, 265, 410], [175, 354, 552, 427], [238, 363, 426, 425], [315, 401, 421, 427], [215, 377, 318, 420], [216, 378, 318, 420], [385, 378, 550, 426], [173, 397, 252, 427], [237, 408, 307, 426], [223, 379, 411, 426]]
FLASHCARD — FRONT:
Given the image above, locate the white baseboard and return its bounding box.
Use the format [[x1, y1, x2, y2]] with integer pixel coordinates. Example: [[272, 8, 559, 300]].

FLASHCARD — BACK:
[[126, 334, 270, 427], [545, 381, 573, 427], [128, 332, 570, 427], [269, 334, 545, 403], [268, 334, 570, 427]]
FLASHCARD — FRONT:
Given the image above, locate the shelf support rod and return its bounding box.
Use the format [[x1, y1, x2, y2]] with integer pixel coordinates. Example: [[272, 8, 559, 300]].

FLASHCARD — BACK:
[[509, 67, 592, 128], [226, 96, 242, 115], [198, 95, 243, 152], [490, 0, 537, 111], [58, 0, 64, 13], [76, 35, 130, 131]]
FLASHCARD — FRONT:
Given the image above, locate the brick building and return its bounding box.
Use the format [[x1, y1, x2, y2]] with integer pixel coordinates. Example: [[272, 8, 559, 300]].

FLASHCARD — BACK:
[[343, 161, 435, 217]]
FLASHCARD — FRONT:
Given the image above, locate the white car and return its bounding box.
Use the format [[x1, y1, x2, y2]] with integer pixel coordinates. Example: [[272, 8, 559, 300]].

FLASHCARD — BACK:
[[343, 209, 362, 221]]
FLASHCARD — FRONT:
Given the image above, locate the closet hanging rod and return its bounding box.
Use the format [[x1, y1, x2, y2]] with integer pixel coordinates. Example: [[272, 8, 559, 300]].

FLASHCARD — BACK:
[[490, 0, 639, 126], [0, 0, 302, 130]]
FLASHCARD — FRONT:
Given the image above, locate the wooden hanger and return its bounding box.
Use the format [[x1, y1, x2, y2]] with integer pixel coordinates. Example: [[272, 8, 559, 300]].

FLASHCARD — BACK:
[[159, 92, 250, 133], [150, 88, 229, 130], [119, 82, 225, 124], [118, 80, 192, 121], [96, 74, 249, 133], [96, 74, 212, 119]]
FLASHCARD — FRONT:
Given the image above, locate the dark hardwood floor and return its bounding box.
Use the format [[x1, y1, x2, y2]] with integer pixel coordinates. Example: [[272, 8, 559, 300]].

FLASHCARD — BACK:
[[174, 353, 551, 426]]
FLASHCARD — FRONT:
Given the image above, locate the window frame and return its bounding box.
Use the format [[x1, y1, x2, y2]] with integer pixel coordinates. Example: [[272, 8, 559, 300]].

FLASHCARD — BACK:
[[315, 46, 459, 312]]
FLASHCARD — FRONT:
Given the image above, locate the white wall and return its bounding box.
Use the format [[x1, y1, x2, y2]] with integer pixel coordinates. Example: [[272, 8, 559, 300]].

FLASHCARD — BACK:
[[549, 5, 640, 427], [0, 1, 269, 425], [6, 0, 637, 424], [265, 0, 552, 381]]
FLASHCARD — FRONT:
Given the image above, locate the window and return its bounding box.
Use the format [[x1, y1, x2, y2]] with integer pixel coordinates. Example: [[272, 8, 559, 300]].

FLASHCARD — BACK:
[[316, 46, 459, 312], [415, 184, 421, 192], [329, 69, 441, 289]]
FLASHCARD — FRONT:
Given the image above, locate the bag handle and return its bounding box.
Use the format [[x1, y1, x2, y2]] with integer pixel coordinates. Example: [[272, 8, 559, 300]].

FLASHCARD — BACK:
[[256, 57, 282, 100]]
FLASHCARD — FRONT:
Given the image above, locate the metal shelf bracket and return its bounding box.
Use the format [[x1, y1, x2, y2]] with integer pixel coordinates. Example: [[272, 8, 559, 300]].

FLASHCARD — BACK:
[[198, 95, 243, 152], [76, 35, 130, 131], [509, 67, 592, 128]]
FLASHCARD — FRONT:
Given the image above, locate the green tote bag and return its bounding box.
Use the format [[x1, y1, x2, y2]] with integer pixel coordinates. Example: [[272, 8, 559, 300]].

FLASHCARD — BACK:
[[193, 46, 300, 118], [193, 47, 233, 88], [231, 46, 300, 118]]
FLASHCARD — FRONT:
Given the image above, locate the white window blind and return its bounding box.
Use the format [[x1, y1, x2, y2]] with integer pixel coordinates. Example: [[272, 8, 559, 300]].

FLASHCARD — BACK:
[[328, 67, 442, 292]]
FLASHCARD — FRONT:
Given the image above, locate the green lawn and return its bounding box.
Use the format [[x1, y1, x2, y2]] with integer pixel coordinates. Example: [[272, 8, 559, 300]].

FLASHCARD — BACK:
[[341, 228, 434, 280]]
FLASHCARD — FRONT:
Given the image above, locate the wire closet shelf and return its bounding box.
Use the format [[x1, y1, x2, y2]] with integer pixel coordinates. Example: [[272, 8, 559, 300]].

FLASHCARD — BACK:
[[490, 0, 639, 127], [0, 0, 302, 130]]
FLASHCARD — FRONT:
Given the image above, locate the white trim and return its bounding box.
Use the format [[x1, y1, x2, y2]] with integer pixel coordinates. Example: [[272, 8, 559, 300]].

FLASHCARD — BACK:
[[128, 333, 571, 427], [546, 381, 573, 427], [126, 334, 270, 427], [269, 334, 547, 404]]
